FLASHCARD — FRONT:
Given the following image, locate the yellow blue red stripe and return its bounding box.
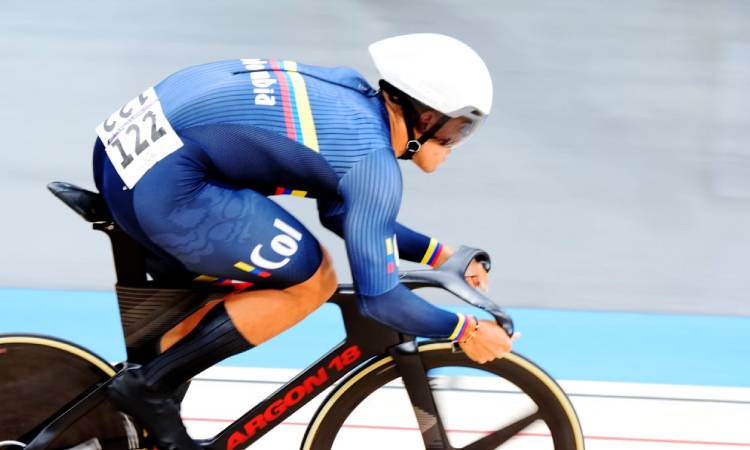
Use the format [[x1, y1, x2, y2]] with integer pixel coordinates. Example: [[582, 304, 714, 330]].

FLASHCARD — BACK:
[[385, 236, 396, 274], [448, 313, 469, 341], [421, 238, 444, 267], [267, 60, 320, 153], [283, 61, 320, 152], [234, 261, 271, 278], [274, 186, 307, 197]]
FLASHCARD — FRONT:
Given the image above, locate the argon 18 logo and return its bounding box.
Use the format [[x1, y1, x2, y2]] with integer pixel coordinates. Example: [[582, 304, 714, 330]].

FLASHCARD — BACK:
[[226, 345, 362, 450], [250, 219, 302, 270]]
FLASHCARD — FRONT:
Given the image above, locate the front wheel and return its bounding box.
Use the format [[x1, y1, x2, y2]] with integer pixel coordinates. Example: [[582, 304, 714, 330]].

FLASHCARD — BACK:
[[302, 342, 584, 450], [0, 335, 141, 450]]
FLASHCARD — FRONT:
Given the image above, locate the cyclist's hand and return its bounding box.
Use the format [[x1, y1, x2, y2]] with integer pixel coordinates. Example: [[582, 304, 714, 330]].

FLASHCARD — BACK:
[[458, 318, 518, 364], [464, 258, 489, 292], [433, 246, 488, 292]]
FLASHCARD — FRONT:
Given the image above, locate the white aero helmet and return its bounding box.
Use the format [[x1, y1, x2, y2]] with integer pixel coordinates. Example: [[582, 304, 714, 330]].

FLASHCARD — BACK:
[[369, 33, 493, 157]]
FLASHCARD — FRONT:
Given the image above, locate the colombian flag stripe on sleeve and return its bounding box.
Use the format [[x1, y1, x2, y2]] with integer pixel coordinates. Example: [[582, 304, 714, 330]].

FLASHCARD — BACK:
[[448, 313, 468, 340], [421, 239, 444, 267]]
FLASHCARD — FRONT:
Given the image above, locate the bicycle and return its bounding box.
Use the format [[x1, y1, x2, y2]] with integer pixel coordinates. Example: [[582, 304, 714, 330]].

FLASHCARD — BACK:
[[0, 181, 584, 450]]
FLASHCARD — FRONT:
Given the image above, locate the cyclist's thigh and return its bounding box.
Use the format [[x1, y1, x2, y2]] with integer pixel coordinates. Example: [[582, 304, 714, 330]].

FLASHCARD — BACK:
[[131, 143, 322, 290]]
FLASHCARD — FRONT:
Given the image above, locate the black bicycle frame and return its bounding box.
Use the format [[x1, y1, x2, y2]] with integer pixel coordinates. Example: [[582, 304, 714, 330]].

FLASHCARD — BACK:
[[22, 282, 453, 450]]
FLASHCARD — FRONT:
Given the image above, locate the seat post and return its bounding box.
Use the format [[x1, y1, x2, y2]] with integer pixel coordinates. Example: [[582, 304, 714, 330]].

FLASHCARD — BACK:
[[93, 222, 147, 286]]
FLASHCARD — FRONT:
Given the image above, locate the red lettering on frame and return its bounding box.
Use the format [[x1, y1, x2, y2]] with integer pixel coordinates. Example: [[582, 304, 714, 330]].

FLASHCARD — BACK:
[[227, 431, 248, 450], [284, 385, 306, 407], [303, 367, 329, 393], [263, 399, 286, 422], [242, 414, 267, 438], [226, 345, 363, 450]]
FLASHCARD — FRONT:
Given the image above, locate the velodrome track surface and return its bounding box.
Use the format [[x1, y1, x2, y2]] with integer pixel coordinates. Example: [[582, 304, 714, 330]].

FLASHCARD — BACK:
[[2, 288, 749, 449], [182, 367, 750, 449]]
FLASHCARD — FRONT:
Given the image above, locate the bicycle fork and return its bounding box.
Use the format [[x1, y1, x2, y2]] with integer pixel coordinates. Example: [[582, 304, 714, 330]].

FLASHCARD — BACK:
[[390, 341, 454, 450]]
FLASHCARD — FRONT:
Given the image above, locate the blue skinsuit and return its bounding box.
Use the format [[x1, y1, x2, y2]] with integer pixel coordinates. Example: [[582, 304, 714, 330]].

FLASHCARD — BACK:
[[93, 59, 465, 339]]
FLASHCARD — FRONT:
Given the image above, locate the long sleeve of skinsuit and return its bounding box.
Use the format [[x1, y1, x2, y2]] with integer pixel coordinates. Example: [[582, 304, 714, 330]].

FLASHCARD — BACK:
[[332, 147, 468, 339], [318, 201, 447, 267]]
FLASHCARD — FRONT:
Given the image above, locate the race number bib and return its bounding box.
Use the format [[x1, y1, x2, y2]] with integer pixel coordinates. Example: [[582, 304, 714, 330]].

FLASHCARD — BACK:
[[95, 87, 183, 188]]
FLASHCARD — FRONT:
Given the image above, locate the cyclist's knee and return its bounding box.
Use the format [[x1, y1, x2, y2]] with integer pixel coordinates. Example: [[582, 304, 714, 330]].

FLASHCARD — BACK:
[[288, 247, 337, 313], [317, 247, 338, 301]]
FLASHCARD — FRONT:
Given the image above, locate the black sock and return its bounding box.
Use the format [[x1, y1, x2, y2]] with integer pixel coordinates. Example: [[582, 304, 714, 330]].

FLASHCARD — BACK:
[[140, 301, 253, 392]]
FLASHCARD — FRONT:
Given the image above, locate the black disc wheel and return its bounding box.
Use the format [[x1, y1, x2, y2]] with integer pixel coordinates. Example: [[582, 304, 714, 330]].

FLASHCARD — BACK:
[[0, 335, 141, 450], [302, 342, 584, 450]]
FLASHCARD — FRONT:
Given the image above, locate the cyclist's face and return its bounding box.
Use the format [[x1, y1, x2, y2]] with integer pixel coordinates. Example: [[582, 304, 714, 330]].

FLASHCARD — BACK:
[[412, 111, 465, 173], [412, 139, 451, 173]]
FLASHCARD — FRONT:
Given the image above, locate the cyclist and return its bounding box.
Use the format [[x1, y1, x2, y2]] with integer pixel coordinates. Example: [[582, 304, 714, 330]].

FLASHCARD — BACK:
[[95, 34, 514, 449]]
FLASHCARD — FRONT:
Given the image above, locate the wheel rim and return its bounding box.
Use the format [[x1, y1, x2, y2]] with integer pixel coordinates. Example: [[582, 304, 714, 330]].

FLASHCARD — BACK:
[[0, 335, 139, 449], [304, 343, 583, 450]]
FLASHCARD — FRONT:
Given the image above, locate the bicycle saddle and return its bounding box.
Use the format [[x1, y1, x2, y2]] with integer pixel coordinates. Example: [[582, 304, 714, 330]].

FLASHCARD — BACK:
[[47, 181, 112, 223]]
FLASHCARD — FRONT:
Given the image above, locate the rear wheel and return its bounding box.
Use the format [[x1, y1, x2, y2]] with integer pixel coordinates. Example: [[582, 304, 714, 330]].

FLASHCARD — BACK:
[[302, 342, 584, 450], [0, 335, 141, 450]]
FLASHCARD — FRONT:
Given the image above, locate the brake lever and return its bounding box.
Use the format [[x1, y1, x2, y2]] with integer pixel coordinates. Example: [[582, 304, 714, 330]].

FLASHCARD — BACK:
[[400, 246, 514, 337]]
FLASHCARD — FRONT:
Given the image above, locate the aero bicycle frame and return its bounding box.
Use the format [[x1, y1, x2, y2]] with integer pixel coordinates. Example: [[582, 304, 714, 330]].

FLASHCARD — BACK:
[[29, 182, 516, 450]]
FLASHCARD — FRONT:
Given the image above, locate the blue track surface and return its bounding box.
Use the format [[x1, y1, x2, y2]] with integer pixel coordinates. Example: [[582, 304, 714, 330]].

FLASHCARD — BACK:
[[1, 288, 748, 387]]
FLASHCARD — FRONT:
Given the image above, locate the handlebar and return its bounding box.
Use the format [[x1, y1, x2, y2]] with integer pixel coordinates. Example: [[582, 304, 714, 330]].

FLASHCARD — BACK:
[[399, 246, 515, 337]]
